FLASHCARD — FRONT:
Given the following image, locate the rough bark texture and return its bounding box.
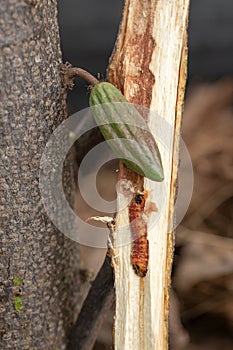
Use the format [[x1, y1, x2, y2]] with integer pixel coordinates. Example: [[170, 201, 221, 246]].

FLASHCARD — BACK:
[[108, 0, 190, 349], [0, 1, 80, 348]]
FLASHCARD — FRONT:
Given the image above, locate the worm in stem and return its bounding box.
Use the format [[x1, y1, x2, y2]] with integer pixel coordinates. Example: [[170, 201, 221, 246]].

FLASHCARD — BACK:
[[129, 190, 149, 277]]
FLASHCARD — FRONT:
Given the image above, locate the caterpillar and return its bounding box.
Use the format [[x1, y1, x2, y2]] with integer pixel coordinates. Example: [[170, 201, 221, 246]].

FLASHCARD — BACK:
[[129, 190, 149, 277]]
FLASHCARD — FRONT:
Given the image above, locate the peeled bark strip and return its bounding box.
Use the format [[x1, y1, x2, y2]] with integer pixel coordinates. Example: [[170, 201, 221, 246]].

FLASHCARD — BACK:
[[1, 1, 80, 348], [108, 0, 190, 349]]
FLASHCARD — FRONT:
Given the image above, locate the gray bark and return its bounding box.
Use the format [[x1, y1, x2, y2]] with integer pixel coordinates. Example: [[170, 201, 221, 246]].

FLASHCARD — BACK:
[[0, 1, 80, 348]]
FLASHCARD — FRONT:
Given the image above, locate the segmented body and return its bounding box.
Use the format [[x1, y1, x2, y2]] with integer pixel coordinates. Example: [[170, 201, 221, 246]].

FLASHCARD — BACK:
[[129, 190, 149, 277]]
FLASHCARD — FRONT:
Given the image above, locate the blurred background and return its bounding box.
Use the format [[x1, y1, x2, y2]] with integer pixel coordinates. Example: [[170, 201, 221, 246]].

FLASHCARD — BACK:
[[57, 1, 233, 349]]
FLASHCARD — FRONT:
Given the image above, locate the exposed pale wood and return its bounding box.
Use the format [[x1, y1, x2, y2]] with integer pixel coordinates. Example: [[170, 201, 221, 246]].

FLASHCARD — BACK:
[[108, 0, 190, 349]]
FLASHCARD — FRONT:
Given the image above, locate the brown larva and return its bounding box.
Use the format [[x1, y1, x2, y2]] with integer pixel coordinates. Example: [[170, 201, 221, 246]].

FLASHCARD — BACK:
[[129, 190, 149, 277]]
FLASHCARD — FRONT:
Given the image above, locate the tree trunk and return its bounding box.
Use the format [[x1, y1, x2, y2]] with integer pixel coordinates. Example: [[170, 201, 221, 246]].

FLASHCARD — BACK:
[[108, 0, 190, 348], [1, 1, 80, 348]]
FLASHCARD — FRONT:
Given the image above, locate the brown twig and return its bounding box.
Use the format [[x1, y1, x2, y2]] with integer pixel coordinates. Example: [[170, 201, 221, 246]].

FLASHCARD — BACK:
[[67, 254, 114, 350], [61, 62, 99, 90]]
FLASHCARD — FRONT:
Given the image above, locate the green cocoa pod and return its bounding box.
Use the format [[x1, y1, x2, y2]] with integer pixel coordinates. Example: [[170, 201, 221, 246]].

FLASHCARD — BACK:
[[89, 82, 164, 182]]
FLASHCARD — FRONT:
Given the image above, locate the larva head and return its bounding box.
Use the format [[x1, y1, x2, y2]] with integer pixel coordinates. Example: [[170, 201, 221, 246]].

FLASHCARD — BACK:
[[135, 190, 148, 205], [135, 193, 144, 204]]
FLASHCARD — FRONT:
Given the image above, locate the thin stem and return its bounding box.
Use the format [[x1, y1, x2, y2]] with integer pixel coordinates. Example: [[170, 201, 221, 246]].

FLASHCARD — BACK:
[[62, 63, 99, 88], [67, 254, 114, 350]]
